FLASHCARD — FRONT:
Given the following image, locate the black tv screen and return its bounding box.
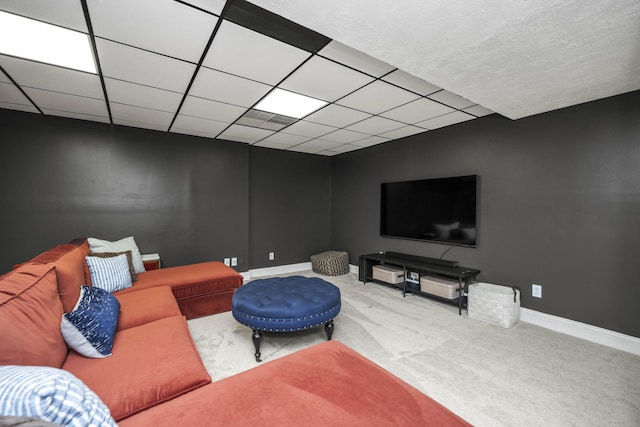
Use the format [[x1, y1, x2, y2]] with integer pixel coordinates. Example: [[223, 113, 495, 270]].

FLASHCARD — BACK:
[[380, 175, 478, 246]]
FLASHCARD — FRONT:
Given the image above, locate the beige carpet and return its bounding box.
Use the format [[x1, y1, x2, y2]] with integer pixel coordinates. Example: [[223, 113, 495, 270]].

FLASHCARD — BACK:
[[187, 271, 640, 427]]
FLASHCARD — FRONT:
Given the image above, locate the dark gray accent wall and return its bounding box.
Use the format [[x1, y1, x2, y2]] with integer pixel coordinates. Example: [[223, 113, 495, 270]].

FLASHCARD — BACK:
[[250, 147, 331, 268], [331, 91, 640, 338]]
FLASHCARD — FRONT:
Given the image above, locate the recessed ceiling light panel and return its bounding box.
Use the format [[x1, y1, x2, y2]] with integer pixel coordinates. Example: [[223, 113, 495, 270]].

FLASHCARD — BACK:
[[0, 11, 96, 73], [254, 88, 327, 119]]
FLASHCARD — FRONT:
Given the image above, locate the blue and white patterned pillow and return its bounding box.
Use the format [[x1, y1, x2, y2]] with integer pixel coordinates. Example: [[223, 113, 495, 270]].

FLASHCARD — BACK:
[[85, 253, 133, 293], [0, 365, 117, 427], [60, 286, 120, 358]]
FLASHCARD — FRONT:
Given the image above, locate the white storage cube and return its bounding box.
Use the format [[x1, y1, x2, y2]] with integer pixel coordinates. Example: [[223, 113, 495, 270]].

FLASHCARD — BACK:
[[468, 282, 520, 328]]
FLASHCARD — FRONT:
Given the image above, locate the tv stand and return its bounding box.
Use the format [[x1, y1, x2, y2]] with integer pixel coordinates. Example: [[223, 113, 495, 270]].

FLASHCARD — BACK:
[[359, 251, 480, 314]]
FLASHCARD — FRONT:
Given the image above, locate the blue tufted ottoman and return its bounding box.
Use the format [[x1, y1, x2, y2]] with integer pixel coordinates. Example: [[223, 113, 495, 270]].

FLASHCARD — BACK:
[[231, 276, 341, 362]]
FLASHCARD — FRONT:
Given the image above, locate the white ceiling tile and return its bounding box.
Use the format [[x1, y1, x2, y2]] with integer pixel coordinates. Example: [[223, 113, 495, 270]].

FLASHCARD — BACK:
[[305, 104, 371, 128], [190, 67, 271, 107], [171, 114, 228, 137], [295, 139, 342, 151], [88, 0, 217, 63], [41, 108, 109, 123], [319, 40, 395, 78], [379, 125, 427, 139], [105, 78, 181, 112], [203, 21, 310, 85], [325, 143, 362, 154], [428, 90, 476, 109], [0, 55, 103, 99], [218, 124, 274, 143], [280, 120, 335, 138], [415, 111, 475, 130], [382, 69, 441, 96], [0, 81, 33, 105], [287, 143, 322, 154], [181, 0, 225, 15], [260, 132, 311, 146], [380, 98, 455, 124], [337, 80, 420, 114], [320, 128, 368, 143], [345, 116, 404, 135], [0, 101, 39, 113], [180, 96, 245, 123], [280, 56, 374, 102], [110, 103, 174, 128], [0, 0, 87, 32], [23, 87, 107, 117], [463, 104, 494, 117], [114, 119, 168, 132], [351, 135, 391, 147], [254, 140, 295, 150], [96, 38, 196, 93]]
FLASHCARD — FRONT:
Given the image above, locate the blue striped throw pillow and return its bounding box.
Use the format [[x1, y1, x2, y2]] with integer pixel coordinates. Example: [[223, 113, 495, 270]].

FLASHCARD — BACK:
[[85, 253, 133, 293], [0, 365, 116, 427], [61, 286, 120, 358]]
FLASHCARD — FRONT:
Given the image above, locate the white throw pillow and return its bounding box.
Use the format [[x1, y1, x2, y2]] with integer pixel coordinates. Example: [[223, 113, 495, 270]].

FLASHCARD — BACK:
[[88, 236, 145, 274]]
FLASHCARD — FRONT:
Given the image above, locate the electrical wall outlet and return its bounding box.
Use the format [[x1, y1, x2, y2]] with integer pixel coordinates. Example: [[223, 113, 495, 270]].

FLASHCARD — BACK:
[[269, 252, 275, 261], [231, 257, 238, 267], [223, 258, 230, 266], [532, 283, 542, 298]]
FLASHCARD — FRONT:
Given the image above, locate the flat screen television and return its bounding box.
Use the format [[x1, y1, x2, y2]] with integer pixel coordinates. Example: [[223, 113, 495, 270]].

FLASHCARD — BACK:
[[380, 175, 478, 247]]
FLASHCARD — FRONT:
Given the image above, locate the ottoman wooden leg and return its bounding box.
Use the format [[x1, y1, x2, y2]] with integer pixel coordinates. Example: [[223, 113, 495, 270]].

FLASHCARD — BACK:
[[324, 320, 334, 340], [252, 329, 263, 362]]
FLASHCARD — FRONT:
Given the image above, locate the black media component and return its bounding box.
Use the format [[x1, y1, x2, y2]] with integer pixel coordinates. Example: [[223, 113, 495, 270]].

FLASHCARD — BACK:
[[380, 175, 478, 247]]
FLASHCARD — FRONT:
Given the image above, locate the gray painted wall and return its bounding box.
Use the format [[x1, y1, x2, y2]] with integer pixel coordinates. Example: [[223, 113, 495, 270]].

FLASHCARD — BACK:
[[331, 91, 640, 338], [0, 110, 330, 273]]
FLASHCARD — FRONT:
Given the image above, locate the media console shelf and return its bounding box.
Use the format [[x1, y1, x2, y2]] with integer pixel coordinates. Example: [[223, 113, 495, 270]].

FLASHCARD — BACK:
[[359, 251, 480, 315]]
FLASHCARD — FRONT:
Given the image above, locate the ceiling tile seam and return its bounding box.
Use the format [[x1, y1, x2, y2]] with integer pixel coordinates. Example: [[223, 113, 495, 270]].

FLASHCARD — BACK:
[[18, 85, 106, 103], [40, 107, 108, 120], [173, 0, 221, 17], [0, 65, 43, 114], [102, 76, 185, 96], [93, 35, 198, 66], [167, 0, 235, 133], [109, 100, 181, 115], [81, 0, 112, 124]]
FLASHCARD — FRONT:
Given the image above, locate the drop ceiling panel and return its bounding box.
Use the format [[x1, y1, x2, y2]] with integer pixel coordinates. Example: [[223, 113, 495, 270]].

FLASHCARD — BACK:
[[0, 101, 38, 113], [190, 66, 271, 107], [325, 143, 361, 153], [180, 96, 245, 123], [105, 78, 182, 112], [0, 0, 88, 32], [0, 81, 33, 106], [253, 140, 294, 150], [320, 41, 395, 77], [171, 114, 229, 138], [0, 56, 104, 99], [463, 104, 494, 117], [23, 87, 107, 117], [337, 80, 420, 115], [202, 21, 310, 85], [320, 128, 368, 144], [351, 135, 390, 147], [379, 125, 427, 140], [279, 56, 374, 102], [110, 103, 174, 128], [181, 0, 225, 15], [260, 132, 312, 146], [382, 69, 441, 96], [88, 0, 217, 63], [416, 111, 475, 130], [218, 124, 274, 144], [293, 139, 342, 151], [380, 98, 456, 124], [41, 108, 109, 123], [280, 120, 335, 138], [345, 116, 405, 135], [305, 104, 371, 128], [96, 38, 196, 93], [115, 119, 168, 132], [428, 90, 476, 110]]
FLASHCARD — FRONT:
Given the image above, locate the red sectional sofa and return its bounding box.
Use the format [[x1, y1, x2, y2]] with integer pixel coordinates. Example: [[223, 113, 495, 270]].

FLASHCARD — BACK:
[[0, 239, 471, 426]]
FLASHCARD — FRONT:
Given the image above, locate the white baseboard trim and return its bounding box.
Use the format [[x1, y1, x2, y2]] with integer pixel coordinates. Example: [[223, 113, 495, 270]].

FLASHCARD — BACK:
[[519, 308, 640, 356], [242, 263, 639, 355], [243, 262, 312, 280]]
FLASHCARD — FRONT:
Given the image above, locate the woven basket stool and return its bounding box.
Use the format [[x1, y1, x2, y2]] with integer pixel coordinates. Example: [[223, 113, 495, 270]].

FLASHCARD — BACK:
[[310, 251, 349, 276]]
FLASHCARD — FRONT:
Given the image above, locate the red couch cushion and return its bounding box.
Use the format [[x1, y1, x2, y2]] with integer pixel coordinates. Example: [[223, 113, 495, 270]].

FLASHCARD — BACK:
[[118, 341, 472, 427], [115, 286, 181, 331], [0, 264, 67, 367], [63, 315, 211, 421], [118, 262, 242, 300]]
